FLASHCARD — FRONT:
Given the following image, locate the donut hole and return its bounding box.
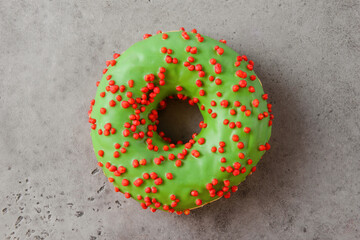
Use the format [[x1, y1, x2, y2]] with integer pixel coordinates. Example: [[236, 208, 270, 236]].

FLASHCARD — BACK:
[[156, 96, 203, 144]]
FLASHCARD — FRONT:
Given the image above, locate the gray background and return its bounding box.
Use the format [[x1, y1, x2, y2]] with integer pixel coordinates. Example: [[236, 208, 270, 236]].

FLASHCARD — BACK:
[[1, 0, 359, 239]]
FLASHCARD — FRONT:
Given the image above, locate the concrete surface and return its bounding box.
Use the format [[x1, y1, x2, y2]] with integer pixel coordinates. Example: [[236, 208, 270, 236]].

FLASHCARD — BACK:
[[1, 0, 359, 239]]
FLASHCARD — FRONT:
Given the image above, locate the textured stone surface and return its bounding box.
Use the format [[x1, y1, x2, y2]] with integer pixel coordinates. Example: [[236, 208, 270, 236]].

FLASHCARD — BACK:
[[0, 0, 359, 239]]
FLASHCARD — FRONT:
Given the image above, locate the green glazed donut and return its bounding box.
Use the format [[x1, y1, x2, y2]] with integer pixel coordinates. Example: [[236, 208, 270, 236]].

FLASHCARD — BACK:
[[88, 28, 273, 215]]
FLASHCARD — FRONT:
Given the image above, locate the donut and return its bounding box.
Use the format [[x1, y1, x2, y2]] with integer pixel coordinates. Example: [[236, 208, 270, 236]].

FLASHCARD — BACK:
[[88, 28, 273, 215]]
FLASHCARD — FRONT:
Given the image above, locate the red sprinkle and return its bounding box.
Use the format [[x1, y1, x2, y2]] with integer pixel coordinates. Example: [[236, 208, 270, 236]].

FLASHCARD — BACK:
[[236, 70, 247, 78]]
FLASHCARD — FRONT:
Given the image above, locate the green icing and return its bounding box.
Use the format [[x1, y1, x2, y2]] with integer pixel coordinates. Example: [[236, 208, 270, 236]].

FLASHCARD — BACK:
[[90, 30, 272, 213]]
